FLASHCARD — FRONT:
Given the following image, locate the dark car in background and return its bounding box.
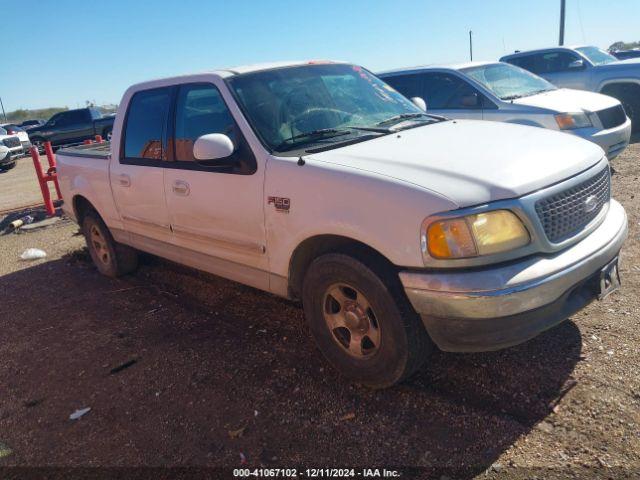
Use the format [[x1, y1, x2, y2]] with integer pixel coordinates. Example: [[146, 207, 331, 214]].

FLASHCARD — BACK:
[[19, 119, 45, 130], [611, 49, 640, 60], [27, 108, 115, 148]]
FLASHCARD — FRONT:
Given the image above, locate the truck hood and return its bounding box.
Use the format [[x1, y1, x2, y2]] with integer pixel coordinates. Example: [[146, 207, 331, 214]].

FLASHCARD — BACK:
[[595, 58, 640, 72], [307, 120, 604, 208], [513, 88, 619, 113]]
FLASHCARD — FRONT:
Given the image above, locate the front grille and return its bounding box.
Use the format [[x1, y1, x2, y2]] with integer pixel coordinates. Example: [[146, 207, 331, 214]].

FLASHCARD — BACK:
[[597, 104, 627, 129], [2, 136, 20, 148], [535, 167, 610, 243]]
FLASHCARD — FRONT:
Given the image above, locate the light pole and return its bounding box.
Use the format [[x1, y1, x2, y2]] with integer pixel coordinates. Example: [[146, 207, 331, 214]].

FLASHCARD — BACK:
[[0, 96, 7, 122], [559, 0, 566, 46]]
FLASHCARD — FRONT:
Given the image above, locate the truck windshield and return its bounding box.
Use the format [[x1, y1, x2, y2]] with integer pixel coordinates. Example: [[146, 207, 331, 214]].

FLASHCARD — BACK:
[[462, 63, 556, 100], [575, 46, 617, 66], [227, 63, 430, 153]]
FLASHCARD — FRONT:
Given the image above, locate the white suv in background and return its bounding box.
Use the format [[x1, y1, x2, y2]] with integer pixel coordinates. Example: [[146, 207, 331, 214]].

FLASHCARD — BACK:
[[0, 126, 25, 161], [380, 62, 631, 159]]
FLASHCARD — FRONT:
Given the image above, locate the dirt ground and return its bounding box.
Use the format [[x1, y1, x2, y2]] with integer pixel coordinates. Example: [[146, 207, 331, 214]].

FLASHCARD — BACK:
[[0, 154, 58, 212], [0, 136, 639, 479]]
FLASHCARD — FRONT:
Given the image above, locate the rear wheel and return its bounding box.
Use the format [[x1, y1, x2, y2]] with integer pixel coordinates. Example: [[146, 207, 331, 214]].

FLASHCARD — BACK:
[[104, 128, 113, 142], [302, 253, 433, 388], [82, 211, 138, 277]]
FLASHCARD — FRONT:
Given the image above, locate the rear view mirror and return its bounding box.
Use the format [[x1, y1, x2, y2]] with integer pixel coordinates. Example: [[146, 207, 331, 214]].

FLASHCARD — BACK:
[[193, 133, 234, 161], [568, 59, 585, 70], [461, 93, 480, 107], [411, 97, 427, 111]]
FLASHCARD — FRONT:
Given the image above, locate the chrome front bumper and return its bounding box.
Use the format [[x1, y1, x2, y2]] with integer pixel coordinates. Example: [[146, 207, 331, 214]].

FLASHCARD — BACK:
[[400, 199, 628, 351]]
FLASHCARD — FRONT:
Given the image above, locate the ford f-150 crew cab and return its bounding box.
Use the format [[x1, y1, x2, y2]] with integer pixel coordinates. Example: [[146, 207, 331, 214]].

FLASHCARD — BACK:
[[57, 61, 628, 388]]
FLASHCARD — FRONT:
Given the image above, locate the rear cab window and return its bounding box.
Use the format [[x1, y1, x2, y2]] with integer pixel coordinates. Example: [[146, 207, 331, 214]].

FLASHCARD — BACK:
[[122, 87, 172, 163]]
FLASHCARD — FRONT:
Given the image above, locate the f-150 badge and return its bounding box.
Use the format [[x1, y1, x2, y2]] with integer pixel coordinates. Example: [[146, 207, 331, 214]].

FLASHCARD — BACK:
[[268, 196, 291, 213]]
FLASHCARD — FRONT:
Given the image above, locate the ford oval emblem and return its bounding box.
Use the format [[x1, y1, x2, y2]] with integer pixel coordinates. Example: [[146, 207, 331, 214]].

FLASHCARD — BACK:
[[584, 195, 598, 213]]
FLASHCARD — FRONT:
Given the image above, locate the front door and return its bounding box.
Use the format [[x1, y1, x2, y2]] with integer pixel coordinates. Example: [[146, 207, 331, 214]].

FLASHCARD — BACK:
[[110, 87, 172, 244], [535, 51, 589, 90], [162, 82, 268, 289]]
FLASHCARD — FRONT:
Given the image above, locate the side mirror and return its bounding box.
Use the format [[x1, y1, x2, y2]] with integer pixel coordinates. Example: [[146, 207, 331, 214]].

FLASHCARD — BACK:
[[411, 97, 427, 111], [193, 133, 234, 161], [461, 92, 480, 107], [568, 59, 585, 70]]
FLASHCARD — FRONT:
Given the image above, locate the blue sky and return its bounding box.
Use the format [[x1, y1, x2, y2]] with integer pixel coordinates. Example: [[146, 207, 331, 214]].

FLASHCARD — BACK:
[[1, 0, 638, 112]]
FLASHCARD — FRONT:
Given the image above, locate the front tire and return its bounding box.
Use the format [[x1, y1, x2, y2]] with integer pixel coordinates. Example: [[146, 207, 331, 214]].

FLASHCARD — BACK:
[[82, 211, 138, 277], [302, 253, 432, 388]]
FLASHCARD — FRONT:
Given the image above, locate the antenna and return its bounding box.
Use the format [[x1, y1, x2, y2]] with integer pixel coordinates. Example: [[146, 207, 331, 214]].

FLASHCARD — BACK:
[[469, 30, 473, 61]]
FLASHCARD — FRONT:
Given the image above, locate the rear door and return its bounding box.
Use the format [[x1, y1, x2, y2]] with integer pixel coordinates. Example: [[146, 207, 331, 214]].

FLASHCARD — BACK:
[[110, 87, 172, 244], [162, 82, 268, 286]]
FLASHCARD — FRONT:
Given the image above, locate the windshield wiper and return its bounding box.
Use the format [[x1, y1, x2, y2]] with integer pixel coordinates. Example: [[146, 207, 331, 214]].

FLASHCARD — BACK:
[[376, 113, 430, 127], [503, 89, 554, 101], [275, 128, 351, 151]]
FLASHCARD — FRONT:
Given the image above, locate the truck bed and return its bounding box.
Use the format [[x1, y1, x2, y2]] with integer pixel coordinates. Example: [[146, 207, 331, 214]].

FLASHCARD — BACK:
[[58, 142, 111, 159]]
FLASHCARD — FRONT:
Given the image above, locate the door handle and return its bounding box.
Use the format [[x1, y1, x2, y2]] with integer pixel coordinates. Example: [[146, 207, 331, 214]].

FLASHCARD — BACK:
[[172, 180, 190, 196], [118, 174, 131, 187]]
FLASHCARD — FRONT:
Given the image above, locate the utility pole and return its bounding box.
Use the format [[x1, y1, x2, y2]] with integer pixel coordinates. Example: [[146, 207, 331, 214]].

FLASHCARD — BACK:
[[0, 96, 7, 122], [559, 0, 566, 46], [469, 30, 473, 61]]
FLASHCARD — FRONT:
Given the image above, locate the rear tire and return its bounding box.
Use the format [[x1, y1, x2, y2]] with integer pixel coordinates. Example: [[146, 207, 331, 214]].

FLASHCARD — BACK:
[[302, 253, 433, 388], [82, 211, 138, 277], [104, 128, 113, 142]]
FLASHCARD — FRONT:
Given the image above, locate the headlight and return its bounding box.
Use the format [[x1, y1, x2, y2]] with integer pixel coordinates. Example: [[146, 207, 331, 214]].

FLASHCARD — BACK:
[[422, 210, 530, 260], [555, 112, 592, 130]]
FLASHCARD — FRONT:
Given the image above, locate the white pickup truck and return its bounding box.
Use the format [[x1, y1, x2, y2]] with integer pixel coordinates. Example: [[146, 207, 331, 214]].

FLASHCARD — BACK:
[[58, 61, 628, 388]]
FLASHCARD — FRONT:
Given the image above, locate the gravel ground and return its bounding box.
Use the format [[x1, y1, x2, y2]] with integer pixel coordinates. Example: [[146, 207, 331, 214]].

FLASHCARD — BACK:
[[0, 137, 638, 479]]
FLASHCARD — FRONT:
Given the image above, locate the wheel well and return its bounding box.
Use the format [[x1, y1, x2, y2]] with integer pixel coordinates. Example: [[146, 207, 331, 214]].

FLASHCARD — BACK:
[[72, 195, 97, 223], [288, 235, 397, 300], [600, 82, 640, 99]]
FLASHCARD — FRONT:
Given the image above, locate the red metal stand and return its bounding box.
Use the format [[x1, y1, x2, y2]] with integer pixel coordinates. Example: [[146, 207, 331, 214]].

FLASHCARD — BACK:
[[30, 142, 62, 217]]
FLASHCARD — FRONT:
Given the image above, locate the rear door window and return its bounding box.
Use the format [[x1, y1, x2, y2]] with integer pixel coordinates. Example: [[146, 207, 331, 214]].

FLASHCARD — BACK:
[[123, 88, 172, 161], [383, 74, 423, 99], [508, 54, 539, 73]]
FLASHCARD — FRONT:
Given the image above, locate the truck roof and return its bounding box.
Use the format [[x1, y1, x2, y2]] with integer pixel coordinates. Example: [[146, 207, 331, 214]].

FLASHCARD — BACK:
[[501, 45, 595, 59], [126, 60, 345, 92]]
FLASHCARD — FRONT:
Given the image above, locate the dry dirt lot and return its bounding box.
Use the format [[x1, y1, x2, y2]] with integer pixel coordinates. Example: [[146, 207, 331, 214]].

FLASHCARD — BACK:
[[0, 154, 59, 213], [0, 137, 639, 479]]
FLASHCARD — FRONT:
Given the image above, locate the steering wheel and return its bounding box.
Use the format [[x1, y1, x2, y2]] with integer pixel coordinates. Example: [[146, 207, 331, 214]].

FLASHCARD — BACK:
[[288, 107, 356, 133], [279, 90, 356, 134]]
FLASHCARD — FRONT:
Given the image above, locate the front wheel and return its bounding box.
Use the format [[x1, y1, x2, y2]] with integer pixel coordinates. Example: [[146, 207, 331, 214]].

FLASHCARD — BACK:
[[302, 253, 433, 388], [82, 211, 138, 277]]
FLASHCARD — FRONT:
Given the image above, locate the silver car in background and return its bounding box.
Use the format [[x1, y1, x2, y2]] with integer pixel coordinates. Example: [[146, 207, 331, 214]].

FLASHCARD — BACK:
[[379, 62, 631, 159]]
